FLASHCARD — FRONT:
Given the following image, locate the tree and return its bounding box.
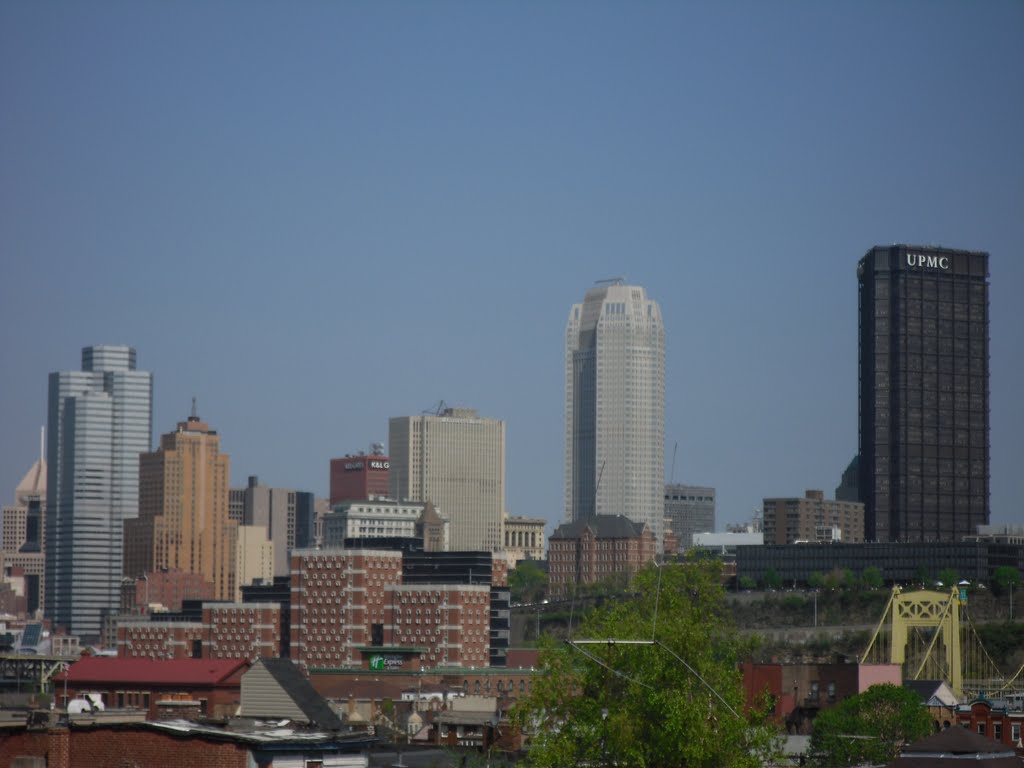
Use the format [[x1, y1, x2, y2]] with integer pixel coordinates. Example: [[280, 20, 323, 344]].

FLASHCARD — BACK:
[[937, 568, 959, 588], [513, 561, 780, 767], [808, 683, 931, 767], [991, 565, 1021, 597], [509, 560, 548, 605], [763, 568, 783, 590], [860, 567, 883, 590]]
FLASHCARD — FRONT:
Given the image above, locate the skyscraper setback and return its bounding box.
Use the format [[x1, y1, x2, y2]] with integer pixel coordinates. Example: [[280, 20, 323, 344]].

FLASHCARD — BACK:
[[857, 245, 990, 543], [46, 345, 152, 638], [565, 282, 665, 546]]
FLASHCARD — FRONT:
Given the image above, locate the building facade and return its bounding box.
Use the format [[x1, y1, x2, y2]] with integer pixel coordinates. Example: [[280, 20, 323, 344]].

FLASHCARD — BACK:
[[565, 282, 665, 547], [857, 245, 990, 542], [502, 516, 546, 566], [230, 476, 315, 578], [124, 411, 237, 600], [322, 499, 446, 549], [663, 484, 715, 552], [548, 515, 656, 597], [330, 451, 390, 505], [235, 525, 275, 601], [46, 345, 153, 638], [762, 490, 865, 545], [389, 408, 505, 552]]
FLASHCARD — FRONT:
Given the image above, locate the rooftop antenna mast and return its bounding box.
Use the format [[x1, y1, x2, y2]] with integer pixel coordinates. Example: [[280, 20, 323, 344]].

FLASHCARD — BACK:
[[190, 396, 198, 419], [670, 442, 678, 485]]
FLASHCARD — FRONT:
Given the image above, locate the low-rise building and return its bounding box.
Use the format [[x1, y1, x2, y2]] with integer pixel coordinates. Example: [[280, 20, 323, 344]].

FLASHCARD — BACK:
[[502, 516, 546, 566], [548, 515, 656, 597]]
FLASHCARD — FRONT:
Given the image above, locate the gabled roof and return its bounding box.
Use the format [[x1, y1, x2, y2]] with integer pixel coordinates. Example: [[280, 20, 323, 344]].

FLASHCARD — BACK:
[[903, 679, 958, 707], [15, 458, 46, 502], [247, 658, 342, 731], [55, 657, 250, 687], [550, 515, 647, 540]]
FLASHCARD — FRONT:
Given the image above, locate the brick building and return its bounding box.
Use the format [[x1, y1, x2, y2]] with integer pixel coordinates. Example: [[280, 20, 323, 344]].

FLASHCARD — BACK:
[[330, 452, 390, 505], [762, 490, 865, 545], [956, 698, 1024, 752], [53, 657, 250, 719], [117, 601, 281, 661], [121, 568, 217, 614], [548, 515, 656, 597]]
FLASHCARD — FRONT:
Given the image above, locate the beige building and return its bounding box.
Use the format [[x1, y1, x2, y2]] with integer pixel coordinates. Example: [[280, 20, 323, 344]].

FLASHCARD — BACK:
[[389, 408, 505, 552], [1, 451, 47, 615], [235, 525, 274, 601], [124, 410, 237, 600], [762, 490, 865, 545], [322, 499, 448, 548], [502, 516, 546, 566]]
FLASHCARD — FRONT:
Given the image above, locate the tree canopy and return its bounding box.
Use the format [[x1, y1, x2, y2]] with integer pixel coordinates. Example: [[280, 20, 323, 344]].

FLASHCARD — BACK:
[[513, 560, 779, 767], [509, 559, 548, 605], [808, 683, 931, 767]]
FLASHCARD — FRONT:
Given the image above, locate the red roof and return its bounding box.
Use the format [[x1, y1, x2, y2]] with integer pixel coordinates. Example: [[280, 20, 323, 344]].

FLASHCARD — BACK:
[[55, 657, 250, 687]]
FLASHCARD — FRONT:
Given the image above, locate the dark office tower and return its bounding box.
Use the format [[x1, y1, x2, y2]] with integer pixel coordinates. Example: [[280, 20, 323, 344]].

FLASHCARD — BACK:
[[857, 245, 989, 543]]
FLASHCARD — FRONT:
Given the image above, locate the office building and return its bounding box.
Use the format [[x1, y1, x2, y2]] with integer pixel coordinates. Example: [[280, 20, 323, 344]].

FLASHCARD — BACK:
[[857, 245, 989, 542], [502, 516, 546, 566], [664, 484, 715, 552], [235, 525, 275, 601], [389, 408, 505, 552], [45, 345, 152, 638], [329, 447, 390, 504], [124, 409, 236, 600], [321, 499, 448, 549], [229, 476, 315, 577], [762, 490, 865, 545], [565, 281, 665, 546]]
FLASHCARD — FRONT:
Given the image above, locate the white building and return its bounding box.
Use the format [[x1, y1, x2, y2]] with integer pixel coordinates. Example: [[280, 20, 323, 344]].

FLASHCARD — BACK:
[[565, 282, 665, 547], [389, 408, 505, 552], [321, 499, 449, 549]]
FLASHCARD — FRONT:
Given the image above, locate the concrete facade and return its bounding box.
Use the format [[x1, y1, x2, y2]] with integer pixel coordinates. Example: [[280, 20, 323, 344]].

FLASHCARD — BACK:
[[565, 283, 665, 548], [762, 490, 865, 545], [664, 484, 715, 551]]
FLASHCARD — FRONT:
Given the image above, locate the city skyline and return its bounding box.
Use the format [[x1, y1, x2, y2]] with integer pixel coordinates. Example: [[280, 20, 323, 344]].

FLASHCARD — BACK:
[[2, 3, 1022, 535]]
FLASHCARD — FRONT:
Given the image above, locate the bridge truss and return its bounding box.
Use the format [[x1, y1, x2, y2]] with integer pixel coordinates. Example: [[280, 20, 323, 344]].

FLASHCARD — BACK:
[[860, 587, 1018, 700]]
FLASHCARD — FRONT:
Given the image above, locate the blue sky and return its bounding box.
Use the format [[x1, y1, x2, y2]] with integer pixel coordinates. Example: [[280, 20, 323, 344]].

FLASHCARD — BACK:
[[2, 1, 1022, 532]]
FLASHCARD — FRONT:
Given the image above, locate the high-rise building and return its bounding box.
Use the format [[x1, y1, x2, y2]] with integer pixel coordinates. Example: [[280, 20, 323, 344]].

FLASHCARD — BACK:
[[229, 476, 315, 578], [2, 445, 47, 616], [45, 345, 153, 638], [857, 245, 990, 542], [663, 484, 715, 552], [389, 408, 505, 551], [329, 448, 390, 504], [565, 282, 665, 546], [124, 409, 236, 600]]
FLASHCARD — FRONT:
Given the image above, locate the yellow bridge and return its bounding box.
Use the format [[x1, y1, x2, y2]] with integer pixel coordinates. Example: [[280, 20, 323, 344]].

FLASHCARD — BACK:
[[861, 586, 1024, 699]]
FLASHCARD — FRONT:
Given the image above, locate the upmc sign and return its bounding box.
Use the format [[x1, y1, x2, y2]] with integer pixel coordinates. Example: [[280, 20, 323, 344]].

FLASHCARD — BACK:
[[907, 253, 950, 270]]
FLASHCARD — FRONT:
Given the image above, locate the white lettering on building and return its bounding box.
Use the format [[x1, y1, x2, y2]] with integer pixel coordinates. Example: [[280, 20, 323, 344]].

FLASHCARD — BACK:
[[906, 253, 950, 270]]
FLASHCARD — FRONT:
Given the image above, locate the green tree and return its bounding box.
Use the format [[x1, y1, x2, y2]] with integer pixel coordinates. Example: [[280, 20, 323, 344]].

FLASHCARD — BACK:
[[809, 683, 931, 767], [738, 575, 756, 590], [937, 568, 959, 588], [513, 561, 780, 767], [763, 568, 783, 590], [808, 571, 825, 590], [860, 567, 884, 590], [509, 560, 548, 605], [991, 565, 1021, 597]]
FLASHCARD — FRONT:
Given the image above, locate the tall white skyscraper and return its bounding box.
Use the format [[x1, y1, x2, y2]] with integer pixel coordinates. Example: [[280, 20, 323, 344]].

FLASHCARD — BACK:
[[389, 407, 505, 552], [45, 345, 152, 639], [565, 282, 665, 546]]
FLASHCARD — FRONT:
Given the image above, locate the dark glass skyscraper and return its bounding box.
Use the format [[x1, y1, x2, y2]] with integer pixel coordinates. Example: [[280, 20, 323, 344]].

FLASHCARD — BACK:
[[857, 245, 989, 543]]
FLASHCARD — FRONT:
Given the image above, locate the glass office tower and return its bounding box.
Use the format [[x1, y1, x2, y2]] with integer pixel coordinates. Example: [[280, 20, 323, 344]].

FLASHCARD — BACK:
[[46, 345, 152, 638], [857, 246, 989, 543]]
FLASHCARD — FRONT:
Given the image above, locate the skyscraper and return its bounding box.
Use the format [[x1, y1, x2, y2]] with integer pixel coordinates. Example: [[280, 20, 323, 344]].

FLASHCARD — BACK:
[[46, 345, 152, 638], [857, 245, 989, 542], [565, 282, 665, 546], [125, 409, 236, 599], [389, 407, 505, 551]]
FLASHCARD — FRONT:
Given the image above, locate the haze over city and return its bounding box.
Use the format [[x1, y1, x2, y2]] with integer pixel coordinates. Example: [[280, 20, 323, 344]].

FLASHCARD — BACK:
[[2, 2, 1022, 533]]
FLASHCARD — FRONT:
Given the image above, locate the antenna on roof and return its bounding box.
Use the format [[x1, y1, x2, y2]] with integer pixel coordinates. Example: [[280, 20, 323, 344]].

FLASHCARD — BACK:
[[40, 426, 45, 462], [190, 397, 198, 420]]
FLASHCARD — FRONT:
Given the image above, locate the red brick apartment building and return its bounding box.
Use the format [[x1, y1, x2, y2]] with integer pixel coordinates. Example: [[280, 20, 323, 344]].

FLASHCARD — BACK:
[[957, 698, 1024, 753]]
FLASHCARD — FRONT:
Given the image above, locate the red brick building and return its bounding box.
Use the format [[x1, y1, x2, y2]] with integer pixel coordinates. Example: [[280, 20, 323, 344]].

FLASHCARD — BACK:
[[0, 712, 371, 768], [385, 583, 492, 668], [117, 602, 282, 661], [329, 454, 390, 505], [956, 698, 1024, 752], [120, 568, 217, 614], [53, 657, 250, 719], [548, 515, 656, 597]]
